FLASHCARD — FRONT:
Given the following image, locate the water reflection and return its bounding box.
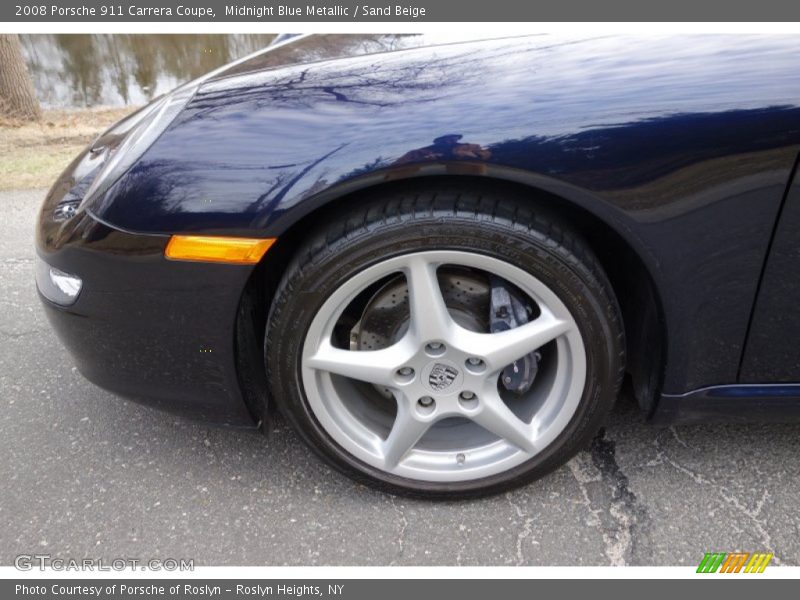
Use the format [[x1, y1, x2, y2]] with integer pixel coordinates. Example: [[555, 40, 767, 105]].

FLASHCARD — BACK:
[[19, 34, 467, 109], [20, 34, 280, 107]]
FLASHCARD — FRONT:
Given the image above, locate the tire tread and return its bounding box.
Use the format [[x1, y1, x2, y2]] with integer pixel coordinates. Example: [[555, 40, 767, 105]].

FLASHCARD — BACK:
[[265, 183, 625, 498]]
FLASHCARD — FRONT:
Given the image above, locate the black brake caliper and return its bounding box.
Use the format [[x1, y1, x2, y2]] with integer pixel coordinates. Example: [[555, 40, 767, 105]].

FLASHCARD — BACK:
[[489, 276, 541, 395]]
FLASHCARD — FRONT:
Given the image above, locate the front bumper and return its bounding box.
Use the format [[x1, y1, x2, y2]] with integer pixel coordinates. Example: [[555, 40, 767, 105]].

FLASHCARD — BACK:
[[36, 154, 260, 427]]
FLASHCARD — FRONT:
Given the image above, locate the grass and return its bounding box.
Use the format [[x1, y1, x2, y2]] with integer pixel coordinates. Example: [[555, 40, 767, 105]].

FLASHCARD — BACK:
[[0, 106, 136, 191]]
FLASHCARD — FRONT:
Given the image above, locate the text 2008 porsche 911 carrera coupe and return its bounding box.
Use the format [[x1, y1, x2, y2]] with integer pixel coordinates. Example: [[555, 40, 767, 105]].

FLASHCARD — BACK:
[[35, 34, 800, 497]]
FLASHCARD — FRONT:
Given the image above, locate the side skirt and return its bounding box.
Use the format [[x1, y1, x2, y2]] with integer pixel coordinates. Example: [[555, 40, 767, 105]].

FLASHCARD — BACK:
[[652, 384, 800, 425]]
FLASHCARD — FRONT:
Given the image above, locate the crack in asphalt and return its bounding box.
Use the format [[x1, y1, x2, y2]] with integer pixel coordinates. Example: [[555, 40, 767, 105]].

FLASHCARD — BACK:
[[454, 522, 469, 566], [505, 491, 538, 565], [388, 495, 408, 565], [1, 257, 35, 264], [0, 328, 50, 339], [649, 432, 781, 564], [568, 428, 649, 565], [668, 426, 696, 450]]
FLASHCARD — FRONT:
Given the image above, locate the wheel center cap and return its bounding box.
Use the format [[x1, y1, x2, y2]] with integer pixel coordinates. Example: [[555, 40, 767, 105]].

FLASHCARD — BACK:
[[422, 360, 463, 393]]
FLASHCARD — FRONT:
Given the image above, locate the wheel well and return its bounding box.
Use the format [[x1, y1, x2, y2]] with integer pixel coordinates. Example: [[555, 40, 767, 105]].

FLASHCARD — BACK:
[[238, 176, 666, 419]]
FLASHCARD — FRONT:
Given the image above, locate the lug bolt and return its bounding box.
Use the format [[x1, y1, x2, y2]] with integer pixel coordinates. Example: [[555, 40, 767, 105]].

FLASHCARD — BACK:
[[458, 391, 478, 410], [395, 366, 415, 384], [466, 357, 486, 373], [425, 342, 445, 355], [418, 396, 434, 407]]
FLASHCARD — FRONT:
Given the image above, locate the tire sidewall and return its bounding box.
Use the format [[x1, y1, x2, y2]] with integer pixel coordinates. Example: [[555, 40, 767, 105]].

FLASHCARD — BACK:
[[267, 215, 622, 498]]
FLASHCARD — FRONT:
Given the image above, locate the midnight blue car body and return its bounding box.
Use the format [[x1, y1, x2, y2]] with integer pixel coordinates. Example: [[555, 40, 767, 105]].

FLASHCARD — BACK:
[[36, 34, 800, 427]]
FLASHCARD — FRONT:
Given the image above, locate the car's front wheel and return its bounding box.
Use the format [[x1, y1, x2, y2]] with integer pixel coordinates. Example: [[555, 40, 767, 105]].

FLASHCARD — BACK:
[[266, 185, 624, 498]]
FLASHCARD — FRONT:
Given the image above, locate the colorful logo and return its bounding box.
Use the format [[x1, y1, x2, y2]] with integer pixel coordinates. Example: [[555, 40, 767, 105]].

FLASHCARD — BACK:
[[697, 552, 773, 573]]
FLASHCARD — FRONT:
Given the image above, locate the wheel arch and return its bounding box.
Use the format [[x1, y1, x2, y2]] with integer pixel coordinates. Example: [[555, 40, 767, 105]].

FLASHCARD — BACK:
[[240, 170, 668, 419]]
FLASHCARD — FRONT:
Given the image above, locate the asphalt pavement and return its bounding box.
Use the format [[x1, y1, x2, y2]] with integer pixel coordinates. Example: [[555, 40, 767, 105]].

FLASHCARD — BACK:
[[1, 189, 799, 566]]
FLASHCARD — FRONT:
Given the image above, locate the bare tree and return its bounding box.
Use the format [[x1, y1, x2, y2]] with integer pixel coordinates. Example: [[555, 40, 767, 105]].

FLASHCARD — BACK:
[[0, 34, 41, 121]]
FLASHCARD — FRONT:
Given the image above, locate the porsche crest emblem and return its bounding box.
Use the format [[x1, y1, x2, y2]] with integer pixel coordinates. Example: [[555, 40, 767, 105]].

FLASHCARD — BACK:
[[428, 363, 459, 391]]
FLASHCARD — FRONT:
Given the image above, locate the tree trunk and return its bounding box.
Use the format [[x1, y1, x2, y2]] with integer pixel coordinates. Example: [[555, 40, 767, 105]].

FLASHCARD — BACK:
[[0, 34, 41, 121]]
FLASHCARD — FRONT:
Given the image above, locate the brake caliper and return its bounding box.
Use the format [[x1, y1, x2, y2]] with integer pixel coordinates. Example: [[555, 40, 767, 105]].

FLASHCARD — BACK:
[[489, 276, 541, 395]]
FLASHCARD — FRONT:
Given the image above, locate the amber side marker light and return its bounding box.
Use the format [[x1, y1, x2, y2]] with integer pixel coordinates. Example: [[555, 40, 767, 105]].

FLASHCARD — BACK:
[[165, 235, 275, 265]]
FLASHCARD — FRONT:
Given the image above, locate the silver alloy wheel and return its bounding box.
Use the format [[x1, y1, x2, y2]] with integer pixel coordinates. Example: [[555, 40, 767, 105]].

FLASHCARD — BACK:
[[301, 251, 587, 482]]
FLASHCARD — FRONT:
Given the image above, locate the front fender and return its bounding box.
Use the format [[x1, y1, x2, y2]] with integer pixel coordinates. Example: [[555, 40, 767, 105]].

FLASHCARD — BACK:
[[88, 34, 800, 395]]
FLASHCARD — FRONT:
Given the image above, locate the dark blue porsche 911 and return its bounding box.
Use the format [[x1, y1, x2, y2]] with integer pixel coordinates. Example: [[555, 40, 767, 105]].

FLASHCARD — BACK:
[[35, 34, 800, 497]]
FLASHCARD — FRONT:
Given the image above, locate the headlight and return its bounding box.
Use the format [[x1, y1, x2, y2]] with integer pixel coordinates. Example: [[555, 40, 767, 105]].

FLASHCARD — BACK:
[[35, 256, 82, 306], [83, 85, 197, 206]]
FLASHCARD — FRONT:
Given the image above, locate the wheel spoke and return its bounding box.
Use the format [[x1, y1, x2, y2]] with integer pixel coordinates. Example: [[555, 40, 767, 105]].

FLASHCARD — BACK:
[[301, 249, 587, 481], [381, 399, 431, 469], [459, 312, 572, 372], [403, 254, 452, 342], [471, 391, 537, 454], [306, 340, 409, 387]]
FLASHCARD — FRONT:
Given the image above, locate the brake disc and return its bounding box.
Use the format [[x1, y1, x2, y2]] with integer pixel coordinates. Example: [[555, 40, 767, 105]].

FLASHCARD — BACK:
[[351, 266, 542, 398], [350, 268, 490, 400], [353, 267, 491, 353]]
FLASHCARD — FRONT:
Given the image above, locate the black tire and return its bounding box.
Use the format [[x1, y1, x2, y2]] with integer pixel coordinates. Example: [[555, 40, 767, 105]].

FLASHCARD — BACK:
[[265, 183, 625, 498]]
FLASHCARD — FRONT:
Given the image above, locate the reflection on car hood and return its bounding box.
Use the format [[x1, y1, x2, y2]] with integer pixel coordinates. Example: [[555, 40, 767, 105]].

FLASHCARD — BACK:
[[202, 33, 528, 83]]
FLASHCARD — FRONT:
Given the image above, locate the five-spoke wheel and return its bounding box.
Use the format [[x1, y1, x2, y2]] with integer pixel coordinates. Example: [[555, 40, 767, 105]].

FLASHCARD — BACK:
[[266, 186, 623, 497], [302, 251, 586, 481]]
